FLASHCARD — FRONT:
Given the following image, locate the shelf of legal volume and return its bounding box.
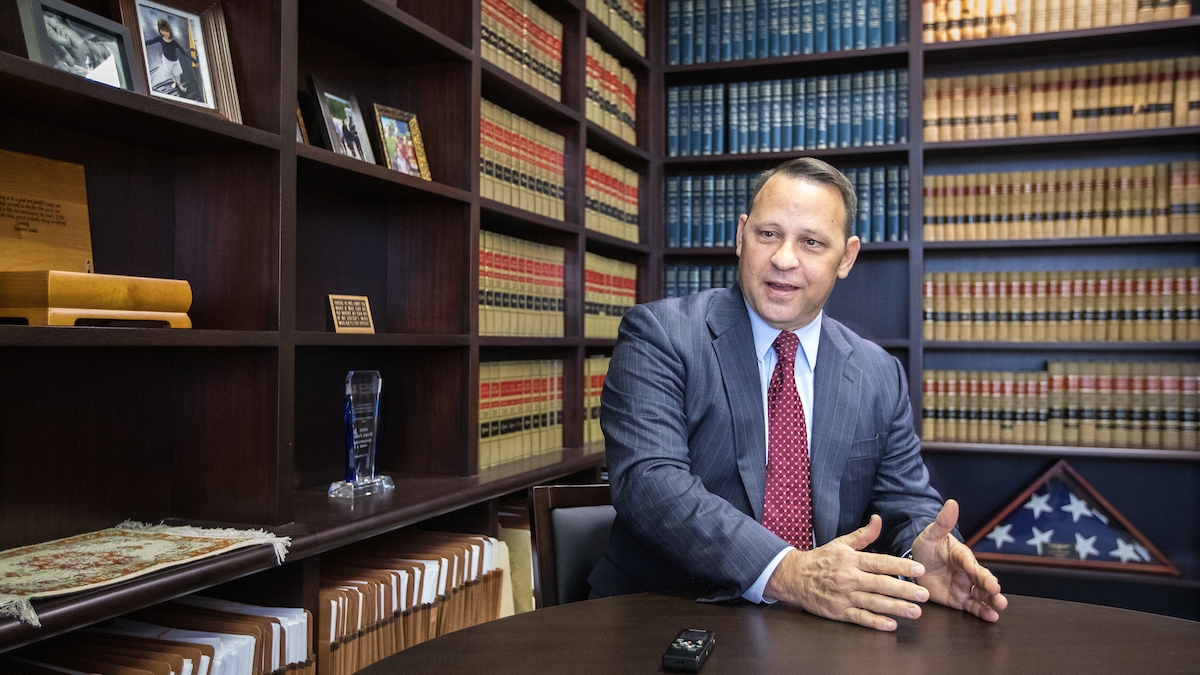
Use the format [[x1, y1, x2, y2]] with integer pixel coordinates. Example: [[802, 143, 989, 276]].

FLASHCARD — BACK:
[[923, 234, 1200, 251], [922, 441, 1200, 462], [664, 44, 909, 77], [584, 11, 650, 72], [0, 51, 279, 153], [585, 228, 649, 254], [922, 126, 1200, 157], [923, 341, 1200, 352], [289, 446, 606, 557], [294, 332, 471, 347], [480, 198, 580, 236], [664, 144, 910, 167], [296, 0, 473, 65], [586, 120, 651, 164], [922, 16, 1200, 66], [0, 326, 280, 348], [478, 335, 582, 347], [481, 61, 581, 126], [296, 144, 472, 204]]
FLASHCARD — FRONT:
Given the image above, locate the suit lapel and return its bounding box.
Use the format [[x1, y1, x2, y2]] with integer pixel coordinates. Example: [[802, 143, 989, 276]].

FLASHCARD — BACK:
[[707, 285, 768, 521], [810, 321, 861, 545]]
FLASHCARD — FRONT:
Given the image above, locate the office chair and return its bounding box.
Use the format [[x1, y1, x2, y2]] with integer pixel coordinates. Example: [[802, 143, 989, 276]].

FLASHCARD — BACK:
[[529, 483, 615, 608]]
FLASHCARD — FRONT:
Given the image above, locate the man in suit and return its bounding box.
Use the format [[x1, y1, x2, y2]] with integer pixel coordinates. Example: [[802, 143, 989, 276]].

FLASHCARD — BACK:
[[589, 158, 1006, 631]]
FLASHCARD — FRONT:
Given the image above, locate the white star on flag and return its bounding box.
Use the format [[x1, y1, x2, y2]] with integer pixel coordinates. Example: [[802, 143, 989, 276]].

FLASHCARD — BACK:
[[1023, 493, 1053, 519], [1134, 543, 1151, 562], [1075, 533, 1099, 560], [1061, 493, 1093, 523], [986, 524, 1015, 550], [1109, 538, 1141, 564], [1027, 526, 1054, 555]]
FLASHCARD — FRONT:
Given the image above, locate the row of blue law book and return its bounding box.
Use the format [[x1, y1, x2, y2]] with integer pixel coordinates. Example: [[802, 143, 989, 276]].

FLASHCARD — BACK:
[[665, 264, 739, 298], [667, 69, 908, 157], [666, 165, 910, 248], [667, 0, 910, 66]]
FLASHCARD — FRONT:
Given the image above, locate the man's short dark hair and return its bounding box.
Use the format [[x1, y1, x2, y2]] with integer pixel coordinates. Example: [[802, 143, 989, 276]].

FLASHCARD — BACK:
[[745, 157, 858, 239]]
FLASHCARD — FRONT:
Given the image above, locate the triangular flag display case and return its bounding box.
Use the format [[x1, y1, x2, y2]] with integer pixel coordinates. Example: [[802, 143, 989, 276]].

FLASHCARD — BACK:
[[966, 460, 1178, 576]]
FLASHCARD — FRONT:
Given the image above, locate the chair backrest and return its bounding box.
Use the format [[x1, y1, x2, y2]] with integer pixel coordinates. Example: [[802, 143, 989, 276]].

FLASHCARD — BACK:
[[529, 483, 615, 608]]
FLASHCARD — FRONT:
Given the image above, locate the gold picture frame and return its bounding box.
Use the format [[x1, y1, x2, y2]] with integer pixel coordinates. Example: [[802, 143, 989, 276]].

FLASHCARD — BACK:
[[371, 103, 431, 181], [118, 0, 242, 124]]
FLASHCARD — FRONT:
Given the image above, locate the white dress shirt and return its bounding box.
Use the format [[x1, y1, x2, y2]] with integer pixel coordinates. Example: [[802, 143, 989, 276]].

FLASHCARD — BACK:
[[741, 302, 823, 603]]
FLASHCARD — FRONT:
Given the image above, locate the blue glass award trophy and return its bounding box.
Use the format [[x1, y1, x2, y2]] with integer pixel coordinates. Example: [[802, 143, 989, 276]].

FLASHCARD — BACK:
[[329, 370, 394, 498]]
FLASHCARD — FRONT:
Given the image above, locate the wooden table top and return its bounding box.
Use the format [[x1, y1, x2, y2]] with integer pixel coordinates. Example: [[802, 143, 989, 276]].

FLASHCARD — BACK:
[[360, 592, 1200, 675]]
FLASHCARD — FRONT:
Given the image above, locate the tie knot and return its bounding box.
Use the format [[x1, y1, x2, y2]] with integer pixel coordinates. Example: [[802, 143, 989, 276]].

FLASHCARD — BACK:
[[773, 331, 798, 364]]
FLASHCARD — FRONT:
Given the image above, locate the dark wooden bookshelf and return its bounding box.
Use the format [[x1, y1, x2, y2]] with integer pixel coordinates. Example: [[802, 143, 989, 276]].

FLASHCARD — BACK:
[[923, 126, 1200, 158], [586, 120, 652, 163], [664, 43, 909, 81], [924, 234, 1200, 250], [665, 144, 911, 168], [481, 61, 582, 125], [925, 341, 1200, 352]]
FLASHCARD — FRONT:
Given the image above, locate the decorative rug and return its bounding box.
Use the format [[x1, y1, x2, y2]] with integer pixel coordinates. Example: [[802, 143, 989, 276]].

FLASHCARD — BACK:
[[0, 521, 290, 627]]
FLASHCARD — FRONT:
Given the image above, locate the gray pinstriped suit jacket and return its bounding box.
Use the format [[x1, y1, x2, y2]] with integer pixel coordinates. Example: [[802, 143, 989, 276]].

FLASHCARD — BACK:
[[588, 283, 945, 601]]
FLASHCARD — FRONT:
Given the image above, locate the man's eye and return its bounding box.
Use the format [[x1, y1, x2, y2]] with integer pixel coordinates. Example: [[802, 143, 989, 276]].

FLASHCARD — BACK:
[[806, 239, 820, 246]]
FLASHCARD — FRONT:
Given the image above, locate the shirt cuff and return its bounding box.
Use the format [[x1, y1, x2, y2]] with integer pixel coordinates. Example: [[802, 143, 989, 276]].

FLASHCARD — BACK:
[[742, 546, 795, 604]]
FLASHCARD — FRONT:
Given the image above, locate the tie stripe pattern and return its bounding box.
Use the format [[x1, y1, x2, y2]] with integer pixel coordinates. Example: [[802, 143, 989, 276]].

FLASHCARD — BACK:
[[762, 330, 814, 551]]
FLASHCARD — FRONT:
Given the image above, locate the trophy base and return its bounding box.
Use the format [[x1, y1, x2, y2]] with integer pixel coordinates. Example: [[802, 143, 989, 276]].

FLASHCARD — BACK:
[[328, 475, 395, 499]]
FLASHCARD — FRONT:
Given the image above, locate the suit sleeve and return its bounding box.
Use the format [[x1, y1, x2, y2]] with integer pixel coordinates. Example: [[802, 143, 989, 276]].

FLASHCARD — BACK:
[[601, 304, 788, 599], [868, 354, 953, 555]]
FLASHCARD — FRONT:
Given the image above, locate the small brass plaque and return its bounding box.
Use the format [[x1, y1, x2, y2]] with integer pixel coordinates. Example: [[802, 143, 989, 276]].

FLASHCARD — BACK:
[[328, 294, 375, 334]]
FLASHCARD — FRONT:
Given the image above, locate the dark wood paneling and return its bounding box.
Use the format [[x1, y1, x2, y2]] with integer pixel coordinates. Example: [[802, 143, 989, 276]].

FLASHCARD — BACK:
[[171, 348, 280, 523], [824, 251, 909, 340], [388, 61, 475, 191], [0, 348, 172, 550], [391, 0, 475, 48], [386, 202, 471, 334], [223, 0, 283, 133], [174, 150, 280, 331]]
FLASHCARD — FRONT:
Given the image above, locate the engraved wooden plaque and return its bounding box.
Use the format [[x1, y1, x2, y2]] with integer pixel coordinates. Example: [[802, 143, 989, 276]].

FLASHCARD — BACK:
[[328, 294, 375, 333]]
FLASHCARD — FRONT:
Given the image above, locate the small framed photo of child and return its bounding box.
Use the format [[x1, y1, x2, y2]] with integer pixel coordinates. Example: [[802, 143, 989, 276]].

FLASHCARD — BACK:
[[308, 75, 375, 165], [371, 104, 431, 181], [118, 0, 242, 123], [17, 0, 145, 94]]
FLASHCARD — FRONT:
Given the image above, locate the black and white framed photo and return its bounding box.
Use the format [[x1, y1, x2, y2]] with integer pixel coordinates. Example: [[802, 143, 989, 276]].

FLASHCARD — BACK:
[[118, 0, 242, 123], [17, 0, 145, 93], [308, 75, 375, 164]]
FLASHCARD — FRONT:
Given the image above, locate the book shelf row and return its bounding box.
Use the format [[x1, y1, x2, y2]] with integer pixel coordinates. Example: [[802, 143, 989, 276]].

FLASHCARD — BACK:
[[668, 69, 909, 156], [923, 161, 1200, 242], [923, 57, 1200, 143], [482, 0, 566, 101], [922, 362, 1199, 451], [920, 0, 1192, 44], [586, 38, 640, 144], [479, 359, 566, 470], [584, 253, 639, 338], [480, 100, 569, 221], [667, 0, 912, 66], [922, 268, 1200, 344]]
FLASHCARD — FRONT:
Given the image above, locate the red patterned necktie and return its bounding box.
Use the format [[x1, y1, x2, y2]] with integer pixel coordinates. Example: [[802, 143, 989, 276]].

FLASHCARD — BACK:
[[762, 330, 814, 551]]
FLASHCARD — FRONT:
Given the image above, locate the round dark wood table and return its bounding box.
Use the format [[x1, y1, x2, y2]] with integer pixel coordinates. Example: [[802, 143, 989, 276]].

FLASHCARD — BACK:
[[358, 592, 1200, 674]]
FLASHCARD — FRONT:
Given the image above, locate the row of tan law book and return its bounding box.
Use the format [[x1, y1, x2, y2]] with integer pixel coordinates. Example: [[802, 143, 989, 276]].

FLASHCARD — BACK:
[[922, 161, 1200, 241], [480, 100, 566, 221], [922, 268, 1200, 343], [479, 360, 565, 470], [482, 0, 564, 101], [921, 0, 1192, 43], [584, 253, 637, 340], [586, 0, 647, 56], [586, 38, 638, 145], [479, 231, 564, 338], [922, 57, 1200, 143], [585, 149, 640, 244], [3, 597, 312, 675], [923, 362, 1199, 450], [318, 531, 511, 675], [584, 355, 611, 445]]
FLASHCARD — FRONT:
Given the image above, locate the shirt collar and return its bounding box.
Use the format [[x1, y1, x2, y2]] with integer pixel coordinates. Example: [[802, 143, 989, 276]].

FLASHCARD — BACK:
[[744, 300, 822, 373]]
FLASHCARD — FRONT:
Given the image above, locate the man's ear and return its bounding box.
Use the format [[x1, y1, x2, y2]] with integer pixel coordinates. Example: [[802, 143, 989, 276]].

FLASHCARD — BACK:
[[735, 213, 748, 257], [837, 235, 861, 279]]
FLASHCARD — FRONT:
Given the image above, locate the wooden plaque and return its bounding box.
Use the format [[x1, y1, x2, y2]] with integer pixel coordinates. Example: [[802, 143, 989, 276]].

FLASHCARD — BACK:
[[327, 294, 374, 333], [0, 148, 93, 273]]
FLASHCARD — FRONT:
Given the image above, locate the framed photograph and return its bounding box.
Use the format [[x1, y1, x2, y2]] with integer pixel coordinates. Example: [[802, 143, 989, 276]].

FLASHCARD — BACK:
[[308, 75, 375, 164], [371, 104, 431, 181], [118, 0, 242, 123], [296, 104, 309, 144], [17, 0, 145, 94]]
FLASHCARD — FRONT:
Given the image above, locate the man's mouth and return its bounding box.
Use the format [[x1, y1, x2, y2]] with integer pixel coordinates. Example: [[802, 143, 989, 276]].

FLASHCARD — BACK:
[[766, 281, 799, 292]]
